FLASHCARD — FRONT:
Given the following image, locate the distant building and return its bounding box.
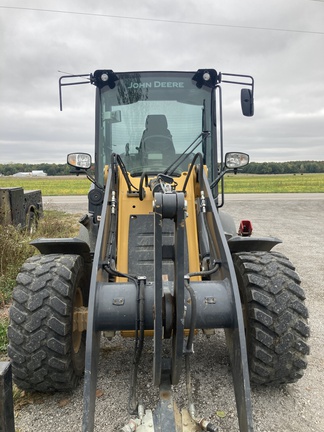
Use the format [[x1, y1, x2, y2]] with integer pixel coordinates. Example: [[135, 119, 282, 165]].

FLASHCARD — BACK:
[[13, 170, 47, 177], [13, 172, 31, 177], [32, 170, 47, 177]]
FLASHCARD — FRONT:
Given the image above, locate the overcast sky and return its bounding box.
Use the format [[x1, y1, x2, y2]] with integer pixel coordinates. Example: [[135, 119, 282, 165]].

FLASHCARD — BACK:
[[0, 0, 323, 164]]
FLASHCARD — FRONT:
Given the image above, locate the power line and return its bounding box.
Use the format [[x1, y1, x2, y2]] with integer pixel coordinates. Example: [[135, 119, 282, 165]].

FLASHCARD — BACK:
[[0, 4, 324, 35]]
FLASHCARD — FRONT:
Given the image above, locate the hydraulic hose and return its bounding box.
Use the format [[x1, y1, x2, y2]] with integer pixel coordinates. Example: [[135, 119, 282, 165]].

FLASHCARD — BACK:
[[181, 152, 204, 194], [184, 279, 197, 352], [139, 172, 148, 201], [186, 260, 220, 278]]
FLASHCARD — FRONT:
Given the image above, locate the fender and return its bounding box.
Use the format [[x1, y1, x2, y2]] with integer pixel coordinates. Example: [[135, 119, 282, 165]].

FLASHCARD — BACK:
[[227, 235, 282, 253], [219, 210, 282, 253], [30, 238, 92, 264]]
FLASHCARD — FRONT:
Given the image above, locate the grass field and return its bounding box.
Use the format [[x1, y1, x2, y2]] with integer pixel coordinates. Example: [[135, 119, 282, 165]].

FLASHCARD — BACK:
[[224, 173, 324, 193], [0, 173, 324, 195], [0, 176, 90, 195]]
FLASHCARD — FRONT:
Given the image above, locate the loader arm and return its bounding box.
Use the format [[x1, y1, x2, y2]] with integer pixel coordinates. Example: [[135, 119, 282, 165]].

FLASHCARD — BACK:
[[82, 165, 113, 431], [82, 156, 253, 432], [201, 168, 253, 432]]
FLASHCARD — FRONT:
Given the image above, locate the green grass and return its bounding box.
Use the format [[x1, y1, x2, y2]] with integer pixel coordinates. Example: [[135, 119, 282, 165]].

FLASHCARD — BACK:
[[0, 176, 90, 195], [0, 211, 80, 354], [0, 317, 9, 352], [224, 173, 324, 193], [1, 173, 324, 195]]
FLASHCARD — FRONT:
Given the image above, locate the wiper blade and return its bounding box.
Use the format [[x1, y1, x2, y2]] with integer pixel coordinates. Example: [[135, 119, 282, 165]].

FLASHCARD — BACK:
[[164, 131, 210, 176]]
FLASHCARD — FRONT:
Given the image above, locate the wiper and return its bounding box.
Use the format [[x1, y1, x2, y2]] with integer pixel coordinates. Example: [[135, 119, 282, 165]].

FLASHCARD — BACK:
[[113, 153, 139, 192], [164, 131, 210, 176]]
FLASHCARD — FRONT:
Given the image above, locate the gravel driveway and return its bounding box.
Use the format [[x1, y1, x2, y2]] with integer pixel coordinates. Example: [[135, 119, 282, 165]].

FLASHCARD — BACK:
[[15, 194, 324, 432]]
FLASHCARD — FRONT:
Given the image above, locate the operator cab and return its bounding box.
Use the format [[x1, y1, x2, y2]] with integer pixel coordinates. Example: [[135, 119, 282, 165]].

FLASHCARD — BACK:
[[91, 70, 219, 184], [62, 69, 253, 209]]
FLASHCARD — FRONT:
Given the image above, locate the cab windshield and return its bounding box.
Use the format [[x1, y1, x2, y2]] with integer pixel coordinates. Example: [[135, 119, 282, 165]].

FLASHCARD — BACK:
[[96, 72, 214, 183]]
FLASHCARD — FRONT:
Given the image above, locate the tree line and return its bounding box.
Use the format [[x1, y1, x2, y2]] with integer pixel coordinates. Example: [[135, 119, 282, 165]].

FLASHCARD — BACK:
[[0, 163, 71, 176], [0, 160, 323, 176], [0, 163, 94, 177], [241, 161, 324, 174]]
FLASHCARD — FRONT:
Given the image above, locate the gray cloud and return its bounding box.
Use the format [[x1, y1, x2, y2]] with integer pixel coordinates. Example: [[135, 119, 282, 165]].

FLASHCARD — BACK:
[[0, 0, 323, 163]]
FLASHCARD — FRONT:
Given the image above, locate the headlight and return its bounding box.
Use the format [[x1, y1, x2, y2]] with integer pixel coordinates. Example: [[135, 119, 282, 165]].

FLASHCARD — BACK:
[[67, 153, 92, 169], [225, 152, 249, 169]]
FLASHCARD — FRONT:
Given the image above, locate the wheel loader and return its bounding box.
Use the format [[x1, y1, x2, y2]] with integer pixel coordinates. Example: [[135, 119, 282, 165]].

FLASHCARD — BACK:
[[7, 69, 310, 432]]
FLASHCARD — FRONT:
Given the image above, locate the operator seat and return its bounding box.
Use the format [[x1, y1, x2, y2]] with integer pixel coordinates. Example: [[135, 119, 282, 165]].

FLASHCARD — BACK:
[[140, 115, 175, 157]]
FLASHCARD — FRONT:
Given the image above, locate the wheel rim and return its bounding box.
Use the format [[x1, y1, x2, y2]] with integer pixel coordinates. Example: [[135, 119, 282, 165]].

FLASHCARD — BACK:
[[72, 287, 84, 353]]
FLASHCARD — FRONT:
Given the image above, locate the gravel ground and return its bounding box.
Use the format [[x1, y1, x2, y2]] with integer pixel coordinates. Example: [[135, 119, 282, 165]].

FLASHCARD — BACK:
[[14, 195, 324, 432]]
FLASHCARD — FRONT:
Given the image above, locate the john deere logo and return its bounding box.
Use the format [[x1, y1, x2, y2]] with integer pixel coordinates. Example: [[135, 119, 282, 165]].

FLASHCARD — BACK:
[[127, 81, 185, 89]]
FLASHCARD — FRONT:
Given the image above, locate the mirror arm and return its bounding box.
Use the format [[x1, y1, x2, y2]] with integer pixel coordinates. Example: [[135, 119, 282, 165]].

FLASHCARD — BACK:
[[69, 168, 104, 190], [210, 167, 242, 189], [210, 169, 231, 189]]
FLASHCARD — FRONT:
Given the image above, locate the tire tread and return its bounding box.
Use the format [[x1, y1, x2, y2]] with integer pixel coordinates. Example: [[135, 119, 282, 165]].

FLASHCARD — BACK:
[[233, 251, 310, 385], [8, 254, 87, 392]]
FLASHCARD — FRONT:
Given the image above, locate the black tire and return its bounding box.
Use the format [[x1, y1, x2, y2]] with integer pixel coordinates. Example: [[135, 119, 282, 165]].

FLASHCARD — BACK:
[[8, 254, 89, 392], [233, 251, 310, 386]]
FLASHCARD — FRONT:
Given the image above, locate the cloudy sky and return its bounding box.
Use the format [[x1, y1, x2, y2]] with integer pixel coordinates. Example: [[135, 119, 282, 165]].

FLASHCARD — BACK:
[[0, 0, 323, 164]]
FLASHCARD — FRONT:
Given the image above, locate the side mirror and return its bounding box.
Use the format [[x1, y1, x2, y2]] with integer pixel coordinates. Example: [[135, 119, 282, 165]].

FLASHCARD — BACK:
[[225, 152, 249, 169], [67, 153, 92, 169], [210, 152, 249, 189], [241, 89, 254, 117]]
